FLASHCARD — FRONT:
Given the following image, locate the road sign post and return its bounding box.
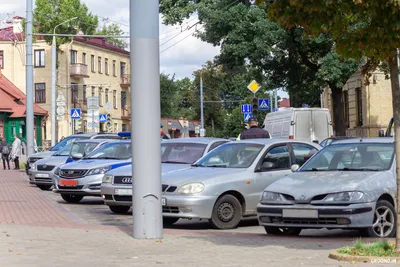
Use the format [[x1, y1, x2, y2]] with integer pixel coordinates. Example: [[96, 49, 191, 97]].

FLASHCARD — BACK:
[[70, 108, 81, 120]]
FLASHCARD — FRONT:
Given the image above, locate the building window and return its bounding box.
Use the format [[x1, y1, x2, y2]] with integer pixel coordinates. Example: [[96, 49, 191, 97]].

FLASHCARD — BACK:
[[113, 90, 117, 109], [113, 60, 116, 76], [98, 57, 102, 73], [82, 53, 86, 65], [70, 50, 77, 64], [0, 119, 4, 138], [114, 123, 118, 133], [120, 62, 126, 76], [343, 90, 349, 127], [121, 91, 127, 108], [105, 58, 109, 75], [356, 87, 363, 126], [91, 55, 95, 72], [83, 85, 87, 105], [71, 83, 79, 104], [0, 50, 3, 68], [34, 83, 46, 103], [122, 124, 127, 132], [91, 86, 95, 96], [98, 87, 103, 106], [105, 89, 109, 104], [34, 49, 45, 67]]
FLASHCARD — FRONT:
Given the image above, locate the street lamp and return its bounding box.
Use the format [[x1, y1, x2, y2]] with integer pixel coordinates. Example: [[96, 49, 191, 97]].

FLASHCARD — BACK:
[[51, 17, 78, 146]]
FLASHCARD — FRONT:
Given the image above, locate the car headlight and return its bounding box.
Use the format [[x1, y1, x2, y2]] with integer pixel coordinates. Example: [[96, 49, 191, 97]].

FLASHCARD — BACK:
[[323, 191, 364, 202], [54, 167, 60, 175], [87, 167, 111, 176], [177, 183, 204, 194], [31, 163, 36, 170], [260, 191, 292, 203], [102, 174, 113, 183]]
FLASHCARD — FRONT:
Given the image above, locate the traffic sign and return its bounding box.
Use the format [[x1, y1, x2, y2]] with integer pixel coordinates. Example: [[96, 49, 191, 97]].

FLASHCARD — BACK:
[[258, 99, 269, 111], [195, 126, 200, 134], [70, 108, 81, 119], [56, 106, 65, 116], [200, 128, 206, 137], [87, 96, 99, 109], [247, 80, 260, 94], [273, 108, 278, 112], [99, 114, 107, 123], [56, 93, 66, 102], [105, 102, 112, 111], [244, 113, 253, 122], [241, 104, 252, 113], [87, 122, 99, 130], [57, 115, 64, 121], [302, 104, 308, 107]]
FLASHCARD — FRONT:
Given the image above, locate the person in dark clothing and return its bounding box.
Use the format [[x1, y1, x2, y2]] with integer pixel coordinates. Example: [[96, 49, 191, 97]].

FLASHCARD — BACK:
[[0, 138, 11, 170], [239, 117, 271, 140]]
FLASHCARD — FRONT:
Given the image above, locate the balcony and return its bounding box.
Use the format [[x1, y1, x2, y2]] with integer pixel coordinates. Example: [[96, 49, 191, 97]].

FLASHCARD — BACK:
[[70, 63, 89, 78], [121, 108, 131, 120], [120, 74, 130, 87]]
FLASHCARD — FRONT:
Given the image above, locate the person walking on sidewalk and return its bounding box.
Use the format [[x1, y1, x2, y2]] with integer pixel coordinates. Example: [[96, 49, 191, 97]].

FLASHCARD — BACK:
[[0, 138, 10, 170], [10, 134, 22, 170], [239, 117, 271, 140]]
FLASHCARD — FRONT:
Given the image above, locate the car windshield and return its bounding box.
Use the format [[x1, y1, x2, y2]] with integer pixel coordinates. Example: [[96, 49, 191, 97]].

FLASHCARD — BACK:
[[194, 143, 264, 168], [300, 143, 394, 172], [161, 143, 207, 164], [84, 142, 131, 160], [70, 142, 102, 157], [50, 136, 87, 151], [53, 143, 73, 156]]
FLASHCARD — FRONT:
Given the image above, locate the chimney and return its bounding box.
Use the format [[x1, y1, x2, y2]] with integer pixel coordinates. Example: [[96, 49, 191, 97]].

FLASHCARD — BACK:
[[12, 17, 23, 34]]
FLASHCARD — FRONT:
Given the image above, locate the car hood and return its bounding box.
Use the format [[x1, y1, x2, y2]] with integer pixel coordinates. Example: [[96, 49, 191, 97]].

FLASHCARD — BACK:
[[59, 159, 130, 170], [35, 156, 69, 167], [162, 167, 247, 186], [266, 171, 394, 200], [29, 151, 55, 159], [104, 163, 193, 177]]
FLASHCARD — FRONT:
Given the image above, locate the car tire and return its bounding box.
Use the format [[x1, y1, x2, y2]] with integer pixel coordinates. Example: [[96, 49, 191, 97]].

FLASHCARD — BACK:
[[209, 194, 242, 230], [163, 217, 179, 226], [37, 184, 52, 191], [61, 194, 84, 203], [109, 205, 131, 214], [359, 200, 396, 238], [264, 226, 302, 236]]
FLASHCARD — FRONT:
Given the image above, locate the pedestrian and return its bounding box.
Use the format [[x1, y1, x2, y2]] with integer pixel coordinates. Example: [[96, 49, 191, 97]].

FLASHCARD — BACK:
[[10, 134, 22, 170], [239, 117, 271, 140], [160, 124, 170, 139], [0, 138, 10, 170]]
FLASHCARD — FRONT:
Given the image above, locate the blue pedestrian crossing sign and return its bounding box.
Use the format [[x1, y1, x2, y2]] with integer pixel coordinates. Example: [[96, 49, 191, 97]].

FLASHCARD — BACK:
[[243, 113, 253, 122], [241, 104, 252, 113], [273, 108, 278, 112], [258, 99, 269, 111], [70, 108, 81, 120], [99, 114, 107, 123]]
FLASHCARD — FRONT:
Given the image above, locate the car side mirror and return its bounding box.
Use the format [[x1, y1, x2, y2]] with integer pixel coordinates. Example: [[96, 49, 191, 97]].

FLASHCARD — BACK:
[[257, 161, 274, 172], [71, 153, 83, 160], [312, 140, 319, 144], [291, 164, 300, 172], [378, 130, 385, 137]]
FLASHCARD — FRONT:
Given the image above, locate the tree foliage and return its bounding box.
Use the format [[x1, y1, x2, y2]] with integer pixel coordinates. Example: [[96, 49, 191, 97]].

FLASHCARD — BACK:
[[95, 22, 128, 49]]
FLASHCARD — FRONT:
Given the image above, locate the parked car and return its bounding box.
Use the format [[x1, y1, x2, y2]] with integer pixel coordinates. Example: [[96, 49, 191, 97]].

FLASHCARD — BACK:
[[29, 139, 113, 191], [319, 136, 358, 147], [101, 138, 229, 214], [26, 132, 121, 175], [263, 108, 333, 143], [52, 140, 132, 203], [257, 137, 396, 238]]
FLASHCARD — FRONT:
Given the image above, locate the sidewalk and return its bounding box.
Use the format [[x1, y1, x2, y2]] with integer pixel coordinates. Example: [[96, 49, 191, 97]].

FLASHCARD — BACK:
[[0, 170, 389, 267]]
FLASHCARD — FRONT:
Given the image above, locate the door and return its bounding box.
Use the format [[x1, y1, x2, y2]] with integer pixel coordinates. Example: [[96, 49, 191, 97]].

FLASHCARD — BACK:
[[289, 143, 319, 166], [312, 110, 331, 143], [294, 111, 312, 141], [250, 144, 292, 214]]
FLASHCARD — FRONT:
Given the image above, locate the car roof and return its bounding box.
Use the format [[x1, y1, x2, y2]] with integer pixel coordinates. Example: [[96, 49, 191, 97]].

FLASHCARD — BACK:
[[161, 137, 227, 144], [235, 138, 319, 146], [333, 137, 394, 144], [74, 139, 113, 144], [70, 132, 118, 138]]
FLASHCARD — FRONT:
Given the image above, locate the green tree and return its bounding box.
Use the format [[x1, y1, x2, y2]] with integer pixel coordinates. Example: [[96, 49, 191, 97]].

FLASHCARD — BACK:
[[262, 0, 400, 249], [95, 22, 128, 49], [33, 0, 98, 46], [160, 73, 178, 118]]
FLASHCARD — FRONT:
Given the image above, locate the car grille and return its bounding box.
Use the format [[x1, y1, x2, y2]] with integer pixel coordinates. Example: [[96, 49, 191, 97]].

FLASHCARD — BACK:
[[35, 177, 52, 183], [29, 157, 42, 163], [114, 196, 131, 202], [162, 206, 179, 213], [58, 185, 84, 190], [113, 176, 132, 184], [59, 170, 87, 178], [264, 216, 339, 225], [37, 165, 55, 171]]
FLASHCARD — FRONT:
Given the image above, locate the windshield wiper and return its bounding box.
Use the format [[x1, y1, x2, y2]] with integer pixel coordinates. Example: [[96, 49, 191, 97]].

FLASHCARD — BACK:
[[205, 165, 227, 168], [191, 163, 204, 167], [162, 161, 188, 164], [339, 167, 381, 171], [86, 157, 118, 160]]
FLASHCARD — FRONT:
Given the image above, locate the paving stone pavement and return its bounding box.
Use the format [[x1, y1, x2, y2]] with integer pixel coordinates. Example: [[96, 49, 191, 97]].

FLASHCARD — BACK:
[[0, 169, 394, 267]]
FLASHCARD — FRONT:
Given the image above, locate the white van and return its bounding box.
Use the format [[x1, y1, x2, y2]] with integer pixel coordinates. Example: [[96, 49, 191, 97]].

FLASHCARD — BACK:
[[263, 108, 333, 143]]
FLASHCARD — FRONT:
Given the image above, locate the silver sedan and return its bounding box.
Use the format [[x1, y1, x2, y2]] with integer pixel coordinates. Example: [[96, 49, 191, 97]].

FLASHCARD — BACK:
[[257, 138, 396, 238]]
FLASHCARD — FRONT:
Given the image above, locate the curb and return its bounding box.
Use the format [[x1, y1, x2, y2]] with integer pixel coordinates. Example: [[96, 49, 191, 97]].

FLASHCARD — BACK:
[[329, 250, 400, 264]]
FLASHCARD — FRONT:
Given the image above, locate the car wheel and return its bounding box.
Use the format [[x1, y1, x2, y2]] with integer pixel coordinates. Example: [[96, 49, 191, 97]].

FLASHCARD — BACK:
[[109, 205, 131, 214], [209, 194, 242, 230], [360, 200, 396, 238], [61, 194, 84, 203], [264, 226, 302, 236], [37, 184, 52, 191], [163, 217, 179, 226]]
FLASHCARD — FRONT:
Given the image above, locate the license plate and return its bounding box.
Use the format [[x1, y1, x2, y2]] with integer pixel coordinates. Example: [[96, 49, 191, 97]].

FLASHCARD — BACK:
[[60, 180, 78, 186], [36, 173, 49, 178], [162, 197, 166, 206], [114, 189, 132, 195], [282, 209, 318, 218]]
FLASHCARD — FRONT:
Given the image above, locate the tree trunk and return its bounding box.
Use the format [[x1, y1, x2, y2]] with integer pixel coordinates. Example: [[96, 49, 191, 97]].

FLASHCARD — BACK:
[[211, 117, 215, 137], [388, 49, 400, 251], [330, 85, 346, 136]]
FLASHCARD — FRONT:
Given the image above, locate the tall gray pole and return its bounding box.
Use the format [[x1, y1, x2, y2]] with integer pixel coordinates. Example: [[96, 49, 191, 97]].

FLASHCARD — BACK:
[[274, 88, 278, 111], [130, 0, 163, 239], [200, 72, 204, 130], [51, 38, 57, 146], [25, 0, 34, 156], [270, 94, 273, 112]]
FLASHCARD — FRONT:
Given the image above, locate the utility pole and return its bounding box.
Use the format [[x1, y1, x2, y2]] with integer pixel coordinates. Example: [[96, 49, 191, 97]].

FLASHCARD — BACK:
[[25, 0, 34, 156], [274, 88, 278, 111], [270, 94, 273, 112], [130, 0, 163, 239], [200, 72, 205, 136]]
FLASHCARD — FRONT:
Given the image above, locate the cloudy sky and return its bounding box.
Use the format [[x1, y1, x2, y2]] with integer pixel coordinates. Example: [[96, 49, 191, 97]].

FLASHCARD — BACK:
[[0, 0, 288, 97]]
